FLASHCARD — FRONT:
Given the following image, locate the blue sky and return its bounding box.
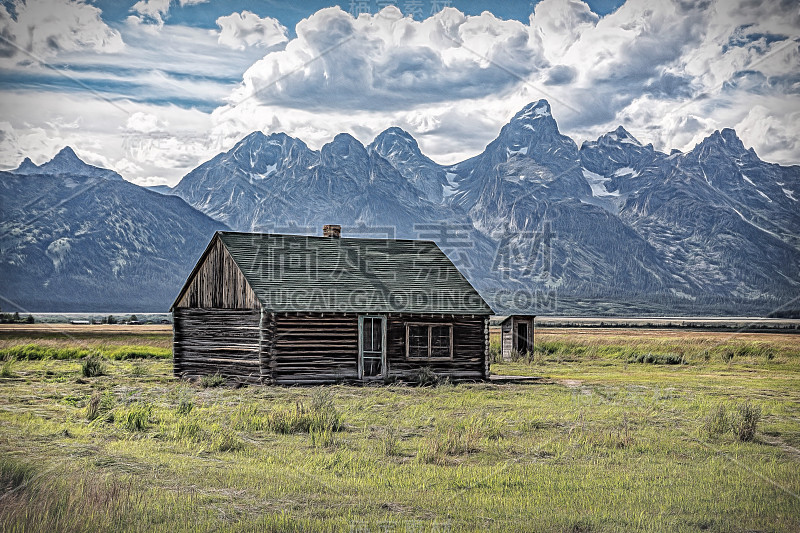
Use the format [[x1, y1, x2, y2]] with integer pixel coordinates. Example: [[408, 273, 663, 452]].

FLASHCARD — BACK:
[[0, 0, 797, 186], [88, 1, 627, 30]]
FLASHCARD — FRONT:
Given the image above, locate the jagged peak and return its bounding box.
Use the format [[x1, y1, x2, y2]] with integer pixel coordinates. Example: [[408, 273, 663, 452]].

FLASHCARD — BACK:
[[697, 127, 748, 155], [14, 156, 38, 172], [370, 127, 421, 155], [322, 133, 368, 159], [599, 125, 642, 146], [236, 130, 268, 145], [376, 126, 414, 141], [512, 99, 552, 122], [329, 132, 363, 148], [52, 146, 80, 162]]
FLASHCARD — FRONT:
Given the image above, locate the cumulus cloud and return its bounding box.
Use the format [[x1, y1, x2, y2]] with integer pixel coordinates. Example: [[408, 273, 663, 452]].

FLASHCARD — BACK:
[[124, 112, 168, 133], [130, 0, 210, 27], [3, 0, 800, 185], [0, 90, 219, 185], [0, 0, 123, 65], [209, 0, 800, 165], [130, 0, 171, 26], [228, 6, 543, 111], [216, 11, 288, 50]]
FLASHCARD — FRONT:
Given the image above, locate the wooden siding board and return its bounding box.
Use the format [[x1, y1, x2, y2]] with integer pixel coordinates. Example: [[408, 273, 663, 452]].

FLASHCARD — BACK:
[[173, 308, 261, 382], [175, 237, 259, 310], [271, 313, 359, 382], [386, 315, 486, 381]]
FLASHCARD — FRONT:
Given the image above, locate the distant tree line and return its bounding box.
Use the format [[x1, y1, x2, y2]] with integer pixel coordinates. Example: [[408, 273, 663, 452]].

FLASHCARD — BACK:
[[0, 309, 35, 324]]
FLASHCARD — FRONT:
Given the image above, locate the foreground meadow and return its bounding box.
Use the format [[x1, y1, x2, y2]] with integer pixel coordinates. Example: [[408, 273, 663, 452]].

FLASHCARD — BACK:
[[0, 325, 799, 532]]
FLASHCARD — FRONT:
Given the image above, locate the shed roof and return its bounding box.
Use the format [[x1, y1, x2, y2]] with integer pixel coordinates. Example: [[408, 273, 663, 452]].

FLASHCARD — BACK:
[[498, 314, 537, 325], [176, 231, 492, 315]]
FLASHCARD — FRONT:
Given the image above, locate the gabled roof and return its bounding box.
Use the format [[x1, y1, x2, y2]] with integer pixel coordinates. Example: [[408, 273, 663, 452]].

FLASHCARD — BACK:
[[176, 231, 492, 314]]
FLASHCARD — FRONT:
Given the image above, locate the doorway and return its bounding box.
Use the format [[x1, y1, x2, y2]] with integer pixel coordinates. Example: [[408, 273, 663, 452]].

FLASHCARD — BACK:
[[515, 322, 529, 354], [359, 315, 386, 379]]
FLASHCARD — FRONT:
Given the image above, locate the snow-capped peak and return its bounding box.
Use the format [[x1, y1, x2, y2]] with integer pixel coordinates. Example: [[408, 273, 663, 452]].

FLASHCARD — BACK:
[[11, 146, 122, 180], [513, 99, 552, 122], [604, 126, 642, 146]]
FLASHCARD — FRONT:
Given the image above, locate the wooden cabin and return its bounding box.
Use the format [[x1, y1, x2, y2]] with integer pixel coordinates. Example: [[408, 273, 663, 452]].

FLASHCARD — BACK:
[[170, 228, 494, 385], [500, 315, 536, 361]]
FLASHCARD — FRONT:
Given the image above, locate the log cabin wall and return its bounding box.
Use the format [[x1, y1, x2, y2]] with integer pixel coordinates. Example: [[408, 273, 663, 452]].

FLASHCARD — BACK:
[[173, 308, 261, 383], [270, 312, 360, 385], [174, 237, 259, 309], [386, 314, 488, 381]]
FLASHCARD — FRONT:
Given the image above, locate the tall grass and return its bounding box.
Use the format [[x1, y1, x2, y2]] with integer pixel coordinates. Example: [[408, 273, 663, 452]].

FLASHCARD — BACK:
[[1, 356, 16, 377], [0, 343, 170, 361], [702, 401, 762, 442], [116, 402, 151, 432], [81, 356, 105, 377], [0, 329, 798, 532]]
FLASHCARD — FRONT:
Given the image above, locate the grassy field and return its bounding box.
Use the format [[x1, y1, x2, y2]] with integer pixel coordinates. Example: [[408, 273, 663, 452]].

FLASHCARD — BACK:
[[0, 325, 799, 532]]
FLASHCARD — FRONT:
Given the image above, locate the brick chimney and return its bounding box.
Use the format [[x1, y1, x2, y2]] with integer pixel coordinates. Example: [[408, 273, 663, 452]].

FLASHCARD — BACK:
[[323, 224, 341, 238]]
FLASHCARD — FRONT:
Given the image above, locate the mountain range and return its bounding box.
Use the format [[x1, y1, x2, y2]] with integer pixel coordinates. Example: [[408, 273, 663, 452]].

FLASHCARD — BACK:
[[2, 100, 798, 314]]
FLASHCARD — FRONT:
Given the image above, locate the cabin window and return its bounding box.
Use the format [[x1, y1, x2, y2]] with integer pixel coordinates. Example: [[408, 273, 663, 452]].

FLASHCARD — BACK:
[[405, 323, 453, 360]]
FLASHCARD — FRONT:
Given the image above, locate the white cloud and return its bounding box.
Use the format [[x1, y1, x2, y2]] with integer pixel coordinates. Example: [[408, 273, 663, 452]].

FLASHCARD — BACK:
[[216, 11, 288, 51], [0, 90, 220, 185], [130, 0, 171, 27], [228, 6, 543, 111], [0, 0, 123, 65], [130, 0, 210, 28], [124, 112, 167, 133], [219, 0, 800, 164], [3, 0, 800, 187]]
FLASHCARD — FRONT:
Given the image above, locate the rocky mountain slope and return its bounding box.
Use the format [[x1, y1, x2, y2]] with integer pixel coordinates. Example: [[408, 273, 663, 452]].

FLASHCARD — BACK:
[[170, 100, 799, 314], [1, 152, 226, 311], [4, 100, 798, 315]]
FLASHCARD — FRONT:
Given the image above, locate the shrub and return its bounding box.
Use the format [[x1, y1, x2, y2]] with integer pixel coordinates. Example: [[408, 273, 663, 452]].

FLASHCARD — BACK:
[[702, 402, 761, 441], [199, 373, 226, 388], [732, 402, 761, 442], [106, 346, 171, 360], [417, 421, 481, 463], [81, 356, 105, 377], [1, 344, 92, 361], [309, 390, 342, 431], [416, 435, 444, 464]]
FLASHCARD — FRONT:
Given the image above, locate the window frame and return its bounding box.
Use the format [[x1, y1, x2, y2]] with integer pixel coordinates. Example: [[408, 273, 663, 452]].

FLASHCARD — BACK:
[[405, 322, 454, 361]]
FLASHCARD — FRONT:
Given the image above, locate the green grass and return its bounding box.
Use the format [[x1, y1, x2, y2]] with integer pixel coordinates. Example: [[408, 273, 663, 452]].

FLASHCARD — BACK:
[[0, 343, 171, 361], [0, 328, 798, 531]]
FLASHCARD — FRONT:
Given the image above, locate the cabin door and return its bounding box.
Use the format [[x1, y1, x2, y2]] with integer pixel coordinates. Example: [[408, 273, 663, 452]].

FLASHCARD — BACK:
[[358, 316, 386, 380], [515, 322, 529, 353]]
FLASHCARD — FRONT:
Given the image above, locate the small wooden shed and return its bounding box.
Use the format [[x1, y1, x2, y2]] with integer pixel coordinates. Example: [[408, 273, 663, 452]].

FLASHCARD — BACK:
[[170, 229, 494, 384], [500, 315, 536, 361]]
